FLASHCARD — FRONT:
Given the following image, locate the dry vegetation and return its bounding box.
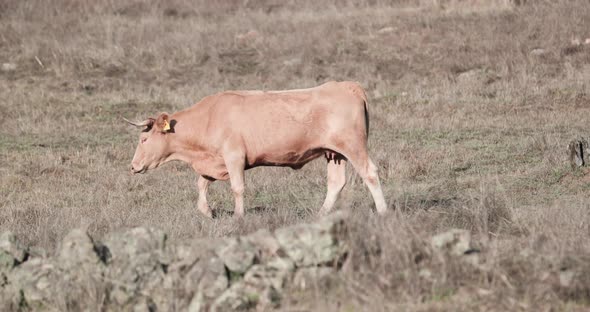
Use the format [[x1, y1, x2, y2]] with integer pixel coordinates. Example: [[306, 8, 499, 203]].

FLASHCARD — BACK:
[[1, 0, 590, 310]]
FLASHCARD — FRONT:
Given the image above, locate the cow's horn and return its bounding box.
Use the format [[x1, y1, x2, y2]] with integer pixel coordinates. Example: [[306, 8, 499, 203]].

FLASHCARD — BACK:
[[123, 117, 153, 127]]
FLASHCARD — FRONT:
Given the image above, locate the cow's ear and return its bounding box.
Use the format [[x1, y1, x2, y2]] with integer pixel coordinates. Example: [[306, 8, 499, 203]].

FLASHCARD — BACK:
[[155, 113, 171, 133]]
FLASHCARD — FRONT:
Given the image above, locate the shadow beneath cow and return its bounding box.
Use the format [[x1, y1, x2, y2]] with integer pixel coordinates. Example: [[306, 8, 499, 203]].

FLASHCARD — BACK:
[[211, 209, 233, 219], [210, 206, 277, 219], [251, 206, 276, 215]]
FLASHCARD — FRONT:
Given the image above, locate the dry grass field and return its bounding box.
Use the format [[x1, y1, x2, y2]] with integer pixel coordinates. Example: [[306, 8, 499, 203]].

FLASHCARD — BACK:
[[1, 0, 590, 310]]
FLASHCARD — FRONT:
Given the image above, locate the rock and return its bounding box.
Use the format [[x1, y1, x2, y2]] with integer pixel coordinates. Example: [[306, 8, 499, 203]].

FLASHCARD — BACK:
[[56, 229, 107, 309], [377, 26, 395, 34], [292, 267, 335, 290], [4, 258, 57, 310], [0, 251, 16, 273], [103, 227, 170, 309], [431, 229, 473, 256], [0, 231, 27, 269], [184, 255, 229, 310], [105, 227, 167, 259], [282, 58, 301, 66], [132, 297, 159, 312], [172, 239, 219, 264], [210, 282, 259, 311], [215, 237, 257, 275], [0, 215, 352, 311], [244, 257, 295, 291], [243, 229, 281, 261], [58, 229, 104, 267], [568, 138, 590, 168], [418, 268, 433, 279], [188, 291, 205, 312], [1, 229, 111, 310], [463, 251, 481, 266], [1, 63, 16, 72], [275, 212, 348, 267], [0, 232, 27, 305], [559, 270, 576, 287], [171, 240, 226, 292], [210, 281, 279, 312], [530, 48, 546, 56], [28, 246, 48, 259], [211, 249, 294, 311], [456, 68, 499, 87]]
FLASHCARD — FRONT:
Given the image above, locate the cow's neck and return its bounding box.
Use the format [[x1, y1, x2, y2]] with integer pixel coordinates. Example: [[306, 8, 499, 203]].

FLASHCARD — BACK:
[[166, 141, 204, 165], [164, 108, 213, 168]]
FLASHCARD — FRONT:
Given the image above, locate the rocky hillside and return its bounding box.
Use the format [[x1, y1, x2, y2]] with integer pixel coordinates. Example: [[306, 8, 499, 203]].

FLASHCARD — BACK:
[[0, 214, 348, 311]]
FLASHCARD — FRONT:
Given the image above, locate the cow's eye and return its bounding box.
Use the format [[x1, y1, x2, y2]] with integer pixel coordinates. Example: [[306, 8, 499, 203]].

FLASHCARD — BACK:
[[141, 137, 148, 144]]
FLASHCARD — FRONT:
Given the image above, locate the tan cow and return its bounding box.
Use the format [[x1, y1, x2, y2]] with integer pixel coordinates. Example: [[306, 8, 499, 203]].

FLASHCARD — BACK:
[[125, 81, 387, 217]]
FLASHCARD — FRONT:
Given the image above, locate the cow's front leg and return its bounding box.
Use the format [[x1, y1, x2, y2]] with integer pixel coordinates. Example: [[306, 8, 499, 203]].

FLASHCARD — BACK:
[[225, 155, 246, 218], [197, 175, 214, 218]]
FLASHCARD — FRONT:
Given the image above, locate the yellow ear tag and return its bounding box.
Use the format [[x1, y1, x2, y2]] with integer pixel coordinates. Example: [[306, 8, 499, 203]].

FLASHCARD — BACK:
[[163, 120, 171, 131]]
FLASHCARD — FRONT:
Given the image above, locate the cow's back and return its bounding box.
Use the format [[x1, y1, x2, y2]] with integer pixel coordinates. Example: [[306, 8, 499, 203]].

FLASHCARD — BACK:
[[194, 81, 367, 168]]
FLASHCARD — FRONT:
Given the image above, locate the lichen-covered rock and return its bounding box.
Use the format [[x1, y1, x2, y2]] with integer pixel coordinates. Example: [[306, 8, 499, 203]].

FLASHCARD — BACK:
[[103, 227, 170, 309], [215, 237, 257, 274], [0, 231, 26, 308], [183, 238, 288, 312], [210, 282, 258, 311], [0, 231, 27, 271], [0, 215, 350, 311], [178, 245, 229, 312], [275, 212, 348, 267], [4, 258, 58, 311], [191, 256, 229, 299], [28, 246, 48, 259], [210, 281, 280, 312], [244, 257, 294, 292], [105, 227, 167, 260], [292, 267, 335, 290], [2, 229, 109, 311], [243, 229, 281, 261], [187, 291, 205, 312], [431, 229, 472, 256], [56, 229, 107, 310], [58, 228, 104, 267]]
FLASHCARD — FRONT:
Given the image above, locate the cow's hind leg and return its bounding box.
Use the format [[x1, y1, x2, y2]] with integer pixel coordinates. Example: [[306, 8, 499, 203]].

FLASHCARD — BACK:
[[359, 157, 387, 214], [338, 147, 387, 214], [197, 175, 214, 218], [319, 152, 347, 215]]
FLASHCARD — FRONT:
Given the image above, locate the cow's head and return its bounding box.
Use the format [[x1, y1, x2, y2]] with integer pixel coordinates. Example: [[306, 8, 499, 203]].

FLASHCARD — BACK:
[[125, 113, 173, 174]]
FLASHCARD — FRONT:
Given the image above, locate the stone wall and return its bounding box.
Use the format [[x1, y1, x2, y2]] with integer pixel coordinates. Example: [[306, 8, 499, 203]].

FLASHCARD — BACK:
[[0, 213, 348, 311]]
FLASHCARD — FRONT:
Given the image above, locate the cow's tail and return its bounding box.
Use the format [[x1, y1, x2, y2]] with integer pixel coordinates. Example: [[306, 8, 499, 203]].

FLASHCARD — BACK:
[[357, 83, 370, 138], [363, 96, 370, 138], [344, 81, 370, 138]]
